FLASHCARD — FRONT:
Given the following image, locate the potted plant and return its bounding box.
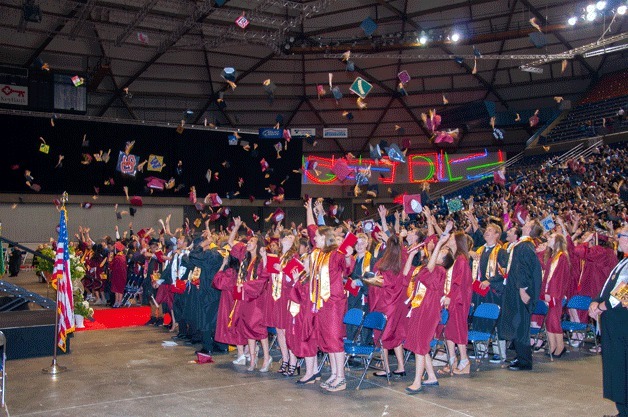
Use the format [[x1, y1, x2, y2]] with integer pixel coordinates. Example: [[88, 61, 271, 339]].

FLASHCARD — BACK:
[[73, 288, 94, 329], [35, 244, 86, 283]]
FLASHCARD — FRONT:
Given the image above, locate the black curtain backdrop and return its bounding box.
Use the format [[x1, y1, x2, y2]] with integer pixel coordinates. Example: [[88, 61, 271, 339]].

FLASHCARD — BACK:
[[0, 114, 302, 200]]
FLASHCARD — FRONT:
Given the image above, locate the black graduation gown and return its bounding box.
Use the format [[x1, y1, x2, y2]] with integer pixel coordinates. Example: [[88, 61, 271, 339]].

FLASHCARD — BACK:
[[498, 240, 542, 342], [472, 246, 509, 307], [187, 248, 222, 333], [595, 257, 628, 405]]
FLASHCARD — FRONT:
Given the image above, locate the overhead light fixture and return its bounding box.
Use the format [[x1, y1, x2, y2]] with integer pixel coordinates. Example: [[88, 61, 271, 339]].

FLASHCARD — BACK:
[[451, 32, 460, 42], [596, 1, 606, 10], [520, 65, 544, 74], [419, 35, 427, 44], [618, 4, 627, 14], [587, 11, 597, 20], [586, 4, 596, 12], [582, 43, 628, 57], [568, 16, 578, 25]]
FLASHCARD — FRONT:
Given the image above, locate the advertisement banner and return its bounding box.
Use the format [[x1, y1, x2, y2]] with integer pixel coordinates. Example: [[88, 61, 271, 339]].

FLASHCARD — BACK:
[[0, 84, 28, 106], [322, 128, 348, 138]]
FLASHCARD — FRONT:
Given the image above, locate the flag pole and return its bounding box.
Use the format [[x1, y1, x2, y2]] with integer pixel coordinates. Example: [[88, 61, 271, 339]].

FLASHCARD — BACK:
[[43, 192, 69, 375]]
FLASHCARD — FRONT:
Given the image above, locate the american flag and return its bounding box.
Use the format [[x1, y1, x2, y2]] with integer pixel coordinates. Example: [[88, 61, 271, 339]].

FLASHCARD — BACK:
[[52, 207, 75, 351]]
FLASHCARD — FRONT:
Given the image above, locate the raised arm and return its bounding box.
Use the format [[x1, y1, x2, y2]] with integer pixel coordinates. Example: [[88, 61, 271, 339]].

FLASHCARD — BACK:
[[427, 221, 453, 272], [305, 198, 315, 227], [228, 216, 242, 247], [378, 205, 389, 232]]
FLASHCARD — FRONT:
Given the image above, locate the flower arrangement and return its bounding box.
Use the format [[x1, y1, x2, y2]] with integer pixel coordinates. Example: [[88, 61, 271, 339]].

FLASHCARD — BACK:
[[34, 245, 85, 280], [73, 289, 94, 320]]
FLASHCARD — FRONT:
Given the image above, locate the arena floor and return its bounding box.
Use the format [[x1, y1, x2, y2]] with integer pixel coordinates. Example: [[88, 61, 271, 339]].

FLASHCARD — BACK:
[[1, 271, 618, 417]]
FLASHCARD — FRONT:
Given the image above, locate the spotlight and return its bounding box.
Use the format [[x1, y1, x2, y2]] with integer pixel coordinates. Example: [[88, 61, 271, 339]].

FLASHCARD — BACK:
[[586, 4, 596, 12], [587, 11, 597, 20], [451, 32, 460, 42], [419, 35, 427, 44], [618, 4, 627, 14], [596, 1, 606, 10], [568, 16, 577, 25]]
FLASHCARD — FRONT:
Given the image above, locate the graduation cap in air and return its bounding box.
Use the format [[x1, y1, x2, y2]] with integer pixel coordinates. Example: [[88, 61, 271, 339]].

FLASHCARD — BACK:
[[206, 193, 223, 207], [360, 16, 378, 36], [346, 60, 355, 72], [81, 202, 92, 209], [492, 128, 505, 140], [331, 158, 352, 181], [266, 208, 285, 224], [403, 194, 423, 214], [385, 143, 406, 163], [221, 67, 238, 89], [332, 86, 343, 101], [228, 134, 238, 145], [343, 111, 354, 120], [129, 196, 143, 207], [369, 143, 383, 161], [529, 32, 547, 48]]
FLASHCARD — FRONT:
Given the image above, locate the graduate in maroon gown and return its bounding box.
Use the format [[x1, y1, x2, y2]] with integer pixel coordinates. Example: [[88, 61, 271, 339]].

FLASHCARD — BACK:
[[541, 233, 570, 356], [213, 253, 247, 365], [229, 220, 272, 372], [370, 234, 410, 378], [263, 230, 299, 376], [109, 241, 128, 307], [444, 231, 473, 375], [404, 222, 455, 394], [286, 238, 319, 382], [303, 198, 355, 392]]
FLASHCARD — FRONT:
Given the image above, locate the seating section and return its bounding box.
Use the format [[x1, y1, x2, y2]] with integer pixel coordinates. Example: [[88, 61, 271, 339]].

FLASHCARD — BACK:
[[579, 71, 628, 104], [546, 95, 627, 143]]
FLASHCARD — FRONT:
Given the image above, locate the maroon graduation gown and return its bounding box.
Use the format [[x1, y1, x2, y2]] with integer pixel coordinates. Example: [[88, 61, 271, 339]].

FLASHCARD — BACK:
[[237, 262, 271, 340], [213, 268, 247, 346], [540, 253, 569, 333], [444, 255, 473, 345]]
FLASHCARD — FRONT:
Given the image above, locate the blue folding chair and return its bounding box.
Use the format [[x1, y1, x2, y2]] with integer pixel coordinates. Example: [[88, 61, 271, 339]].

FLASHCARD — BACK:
[[467, 303, 501, 370], [530, 300, 549, 355], [344, 311, 388, 390], [318, 308, 366, 373], [561, 295, 596, 352], [268, 327, 278, 352]]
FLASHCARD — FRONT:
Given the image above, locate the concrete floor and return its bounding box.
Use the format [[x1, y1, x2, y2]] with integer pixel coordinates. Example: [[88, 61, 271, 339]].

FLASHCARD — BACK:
[[1, 272, 618, 417]]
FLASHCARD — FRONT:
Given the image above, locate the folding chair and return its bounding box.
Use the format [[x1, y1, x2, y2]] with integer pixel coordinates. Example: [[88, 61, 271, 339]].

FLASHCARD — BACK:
[[467, 303, 501, 371], [430, 309, 451, 367], [530, 300, 549, 355], [344, 311, 388, 390], [318, 308, 365, 373], [561, 295, 596, 352], [267, 327, 278, 352]]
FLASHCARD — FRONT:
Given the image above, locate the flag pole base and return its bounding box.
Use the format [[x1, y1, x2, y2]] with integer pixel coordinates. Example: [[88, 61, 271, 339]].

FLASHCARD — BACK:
[[42, 360, 67, 375]]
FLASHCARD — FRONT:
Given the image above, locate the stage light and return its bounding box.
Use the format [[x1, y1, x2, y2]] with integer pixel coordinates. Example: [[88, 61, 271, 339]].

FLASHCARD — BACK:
[[419, 35, 427, 44], [596, 1, 606, 10], [586, 4, 596, 12], [451, 32, 460, 42], [568, 16, 577, 25], [587, 11, 597, 20], [618, 4, 627, 14]]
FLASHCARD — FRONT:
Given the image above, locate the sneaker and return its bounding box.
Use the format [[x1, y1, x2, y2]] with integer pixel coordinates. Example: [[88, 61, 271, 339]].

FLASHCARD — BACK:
[[489, 355, 505, 364]]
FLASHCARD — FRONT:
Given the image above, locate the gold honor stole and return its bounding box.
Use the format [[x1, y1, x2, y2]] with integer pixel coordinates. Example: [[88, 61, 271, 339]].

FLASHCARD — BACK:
[[272, 253, 291, 301], [444, 266, 453, 295], [544, 251, 563, 296], [472, 245, 503, 282], [355, 251, 372, 274], [505, 237, 534, 280], [405, 265, 427, 316], [309, 249, 332, 311], [373, 243, 383, 258]]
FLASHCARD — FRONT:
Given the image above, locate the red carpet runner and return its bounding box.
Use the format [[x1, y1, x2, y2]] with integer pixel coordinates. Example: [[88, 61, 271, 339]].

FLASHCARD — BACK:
[[75, 307, 171, 331]]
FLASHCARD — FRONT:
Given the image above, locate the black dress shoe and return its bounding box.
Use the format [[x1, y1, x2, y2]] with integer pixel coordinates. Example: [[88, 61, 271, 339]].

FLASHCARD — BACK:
[[553, 348, 567, 358], [508, 362, 532, 371], [392, 370, 407, 377], [296, 372, 321, 385], [373, 371, 391, 378]]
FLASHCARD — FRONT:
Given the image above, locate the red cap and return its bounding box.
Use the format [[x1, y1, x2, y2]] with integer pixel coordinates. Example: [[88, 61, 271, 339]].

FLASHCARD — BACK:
[[114, 241, 125, 252], [130, 196, 143, 207], [403, 194, 422, 214]]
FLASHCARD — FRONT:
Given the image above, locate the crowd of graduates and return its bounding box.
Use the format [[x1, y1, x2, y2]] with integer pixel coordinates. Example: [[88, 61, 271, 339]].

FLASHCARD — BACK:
[[52, 143, 626, 409]]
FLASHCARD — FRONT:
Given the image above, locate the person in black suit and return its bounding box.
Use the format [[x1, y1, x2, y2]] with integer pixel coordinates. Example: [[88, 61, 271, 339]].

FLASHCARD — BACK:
[[589, 226, 628, 417], [498, 219, 543, 371]]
